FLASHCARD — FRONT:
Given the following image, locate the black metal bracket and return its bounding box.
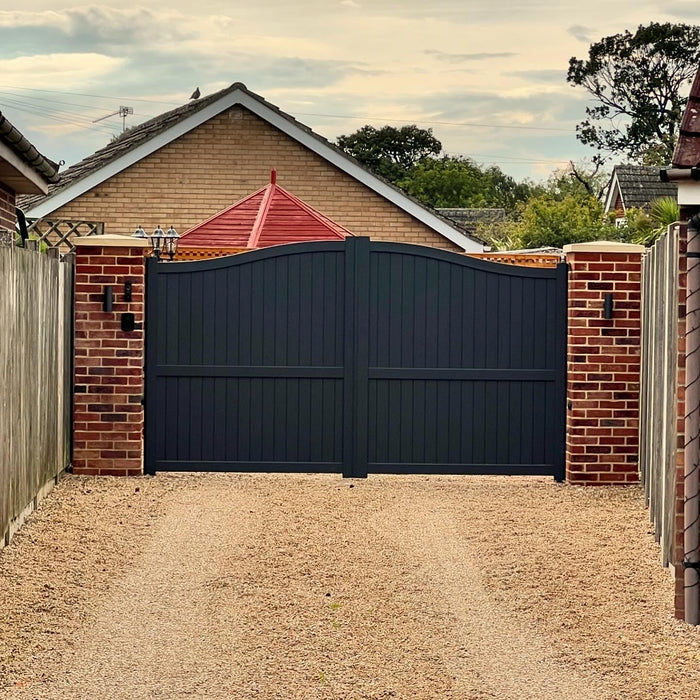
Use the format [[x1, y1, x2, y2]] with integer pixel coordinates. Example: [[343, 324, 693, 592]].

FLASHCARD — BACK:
[[682, 560, 700, 570], [121, 312, 142, 332], [685, 252, 700, 258], [603, 293, 613, 319], [103, 286, 113, 312]]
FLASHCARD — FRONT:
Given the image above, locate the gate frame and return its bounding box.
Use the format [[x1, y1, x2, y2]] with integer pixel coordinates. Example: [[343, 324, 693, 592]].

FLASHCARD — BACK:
[[144, 238, 568, 479]]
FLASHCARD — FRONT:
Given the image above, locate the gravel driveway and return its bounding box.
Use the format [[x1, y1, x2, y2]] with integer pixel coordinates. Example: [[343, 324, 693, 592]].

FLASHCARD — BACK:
[[1, 473, 699, 699]]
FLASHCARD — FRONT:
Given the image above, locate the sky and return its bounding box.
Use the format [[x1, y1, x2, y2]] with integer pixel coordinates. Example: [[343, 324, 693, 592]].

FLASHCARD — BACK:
[[2, 1, 700, 183]]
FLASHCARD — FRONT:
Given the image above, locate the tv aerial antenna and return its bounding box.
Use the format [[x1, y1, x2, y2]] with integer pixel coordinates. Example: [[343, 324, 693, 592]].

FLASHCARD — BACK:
[[92, 106, 134, 132]]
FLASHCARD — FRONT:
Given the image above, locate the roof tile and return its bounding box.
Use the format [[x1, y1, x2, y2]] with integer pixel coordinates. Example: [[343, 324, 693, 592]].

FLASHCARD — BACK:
[[179, 172, 353, 248], [611, 165, 676, 209]]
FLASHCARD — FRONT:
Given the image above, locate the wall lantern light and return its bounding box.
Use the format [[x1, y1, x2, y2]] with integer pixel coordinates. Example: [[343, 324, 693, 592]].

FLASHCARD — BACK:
[[132, 224, 180, 261]]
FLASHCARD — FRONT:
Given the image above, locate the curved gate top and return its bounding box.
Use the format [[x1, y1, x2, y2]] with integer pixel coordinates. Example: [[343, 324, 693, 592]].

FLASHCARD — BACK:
[[145, 238, 567, 478]]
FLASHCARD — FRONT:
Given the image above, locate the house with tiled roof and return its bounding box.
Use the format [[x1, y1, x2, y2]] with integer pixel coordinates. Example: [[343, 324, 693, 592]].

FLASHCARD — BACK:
[[603, 164, 677, 220], [436, 208, 505, 237], [0, 112, 59, 237], [20, 83, 482, 252]]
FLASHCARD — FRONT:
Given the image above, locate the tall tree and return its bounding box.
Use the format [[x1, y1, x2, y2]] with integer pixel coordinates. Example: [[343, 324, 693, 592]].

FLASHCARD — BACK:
[[397, 155, 537, 209], [567, 22, 700, 164], [476, 165, 616, 250], [336, 125, 441, 182], [547, 162, 610, 201]]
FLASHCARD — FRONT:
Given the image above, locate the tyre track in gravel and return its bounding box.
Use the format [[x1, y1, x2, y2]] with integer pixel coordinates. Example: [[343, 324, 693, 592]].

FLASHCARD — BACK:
[[11, 482, 259, 699], [3, 473, 699, 699], [206, 475, 476, 699], [371, 493, 611, 700]]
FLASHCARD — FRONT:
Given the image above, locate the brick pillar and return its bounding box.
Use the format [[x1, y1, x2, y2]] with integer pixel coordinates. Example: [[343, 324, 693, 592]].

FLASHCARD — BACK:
[[73, 235, 149, 475], [563, 242, 645, 484]]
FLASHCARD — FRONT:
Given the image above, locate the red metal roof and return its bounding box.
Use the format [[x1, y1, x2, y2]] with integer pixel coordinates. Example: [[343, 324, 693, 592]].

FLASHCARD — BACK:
[[179, 171, 354, 248]]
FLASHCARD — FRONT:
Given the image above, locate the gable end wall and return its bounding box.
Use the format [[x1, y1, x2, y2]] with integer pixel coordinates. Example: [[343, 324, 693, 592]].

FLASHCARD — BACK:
[[45, 107, 461, 251]]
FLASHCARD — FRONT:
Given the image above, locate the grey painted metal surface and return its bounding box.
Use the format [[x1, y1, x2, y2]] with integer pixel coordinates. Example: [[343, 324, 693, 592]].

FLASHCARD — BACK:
[[145, 238, 567, 478]]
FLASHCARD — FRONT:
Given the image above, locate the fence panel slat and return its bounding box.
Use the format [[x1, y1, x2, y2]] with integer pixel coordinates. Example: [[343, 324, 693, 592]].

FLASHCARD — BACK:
[[1, 242, 73, 547], [639, 226, 680, 567]]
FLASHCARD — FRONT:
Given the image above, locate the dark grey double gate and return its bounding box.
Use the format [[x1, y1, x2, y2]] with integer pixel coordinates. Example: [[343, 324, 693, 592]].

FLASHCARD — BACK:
[[145, 238, 567, 478]]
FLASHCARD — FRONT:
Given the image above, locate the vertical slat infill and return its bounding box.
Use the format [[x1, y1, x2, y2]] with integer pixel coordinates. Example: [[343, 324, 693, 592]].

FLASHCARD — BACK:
[[144, 256, 159, 475], [354, 239, 371, 477], [551, 262, 568, 481], [342, 239, 355, 477]]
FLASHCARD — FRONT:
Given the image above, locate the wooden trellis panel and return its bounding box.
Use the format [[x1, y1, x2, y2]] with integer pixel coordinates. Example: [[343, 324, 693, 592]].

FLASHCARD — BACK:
[[467, 253, 561, 268], [25, 218, 104, 252]]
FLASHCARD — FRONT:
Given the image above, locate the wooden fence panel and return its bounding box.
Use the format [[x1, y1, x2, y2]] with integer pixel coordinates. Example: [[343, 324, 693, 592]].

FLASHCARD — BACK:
[[639, 226, 680, 567], [0, 242, 73, 547]]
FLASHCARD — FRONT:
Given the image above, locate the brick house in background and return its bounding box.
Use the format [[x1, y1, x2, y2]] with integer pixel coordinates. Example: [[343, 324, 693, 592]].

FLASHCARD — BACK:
[[20, 83, 482, 252], [0, 112, 59, 237]]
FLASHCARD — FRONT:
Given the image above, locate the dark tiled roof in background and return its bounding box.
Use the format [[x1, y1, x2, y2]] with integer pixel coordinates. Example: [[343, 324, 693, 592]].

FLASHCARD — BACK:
[[673, 68, 700, 168], [0, 112, 59, 183], [613, 165, 677, 209], [437, 208, 505, 234]]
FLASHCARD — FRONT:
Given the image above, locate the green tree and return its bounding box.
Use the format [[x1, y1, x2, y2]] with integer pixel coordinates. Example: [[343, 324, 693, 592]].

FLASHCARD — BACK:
[[397, 155, 538, 209], [477, 171, 623, 250], [616, 197, 681, 246], [567, 22, 700, 164], [544, 163, 610, 201], [476, 163, 614, 251], [336, 124, 442, 182], [515, 194, 616, 249]]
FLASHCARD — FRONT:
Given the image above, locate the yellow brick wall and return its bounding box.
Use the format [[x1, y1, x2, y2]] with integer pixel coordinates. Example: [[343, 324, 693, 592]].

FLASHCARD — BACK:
[[45, 107, 463, 251]]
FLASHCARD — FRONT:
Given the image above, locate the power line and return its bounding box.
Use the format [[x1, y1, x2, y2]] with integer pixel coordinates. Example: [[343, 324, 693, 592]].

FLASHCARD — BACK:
[[447, 150, 571, 165], [0, 85, 181, 106], [0, 100, 118, 137], [0, 86, 577, 169], [0, 87, 574, 133], [296, 111, 574, 133], [0, 90, 115, 113], [0, 95, 107, 125]]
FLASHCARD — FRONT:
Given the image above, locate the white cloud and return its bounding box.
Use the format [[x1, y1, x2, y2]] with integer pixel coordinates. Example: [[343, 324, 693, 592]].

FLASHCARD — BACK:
[[1, 0, 680, 181], [0, 53, 124, 89]]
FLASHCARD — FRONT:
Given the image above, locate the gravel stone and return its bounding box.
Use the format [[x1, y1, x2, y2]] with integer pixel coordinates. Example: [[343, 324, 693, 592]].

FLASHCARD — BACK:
[[1, 473, 699, 699]]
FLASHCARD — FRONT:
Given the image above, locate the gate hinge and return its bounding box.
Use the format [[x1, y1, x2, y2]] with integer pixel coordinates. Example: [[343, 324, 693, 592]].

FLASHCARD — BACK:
[[682, 560, 700, 570]]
